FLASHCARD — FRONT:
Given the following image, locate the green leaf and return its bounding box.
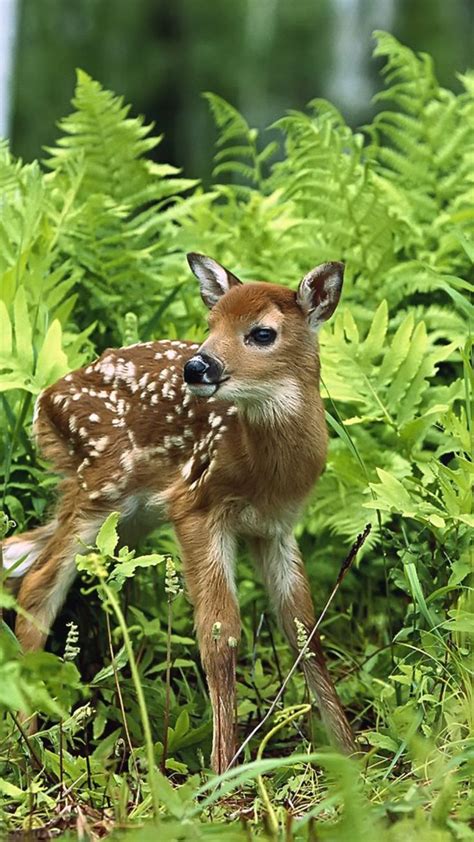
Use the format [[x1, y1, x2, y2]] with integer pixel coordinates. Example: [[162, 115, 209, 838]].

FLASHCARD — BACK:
[[13, 286, 33, 369], [95, 512, 120, 557], [90, 645, 129, 685], [442, 609, 474, 634], [151, 769, 186, 818], [108, 552, 164, 589], [34, 319, 69, 386], [365, 468, 414, 513], [361, 299, 388, 360], [0, 778, 25, 798], [0, 301, 12, 357]]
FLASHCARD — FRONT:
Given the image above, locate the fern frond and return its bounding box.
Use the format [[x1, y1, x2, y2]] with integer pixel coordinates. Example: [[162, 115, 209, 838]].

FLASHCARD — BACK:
[[204, 92, 275, 190]]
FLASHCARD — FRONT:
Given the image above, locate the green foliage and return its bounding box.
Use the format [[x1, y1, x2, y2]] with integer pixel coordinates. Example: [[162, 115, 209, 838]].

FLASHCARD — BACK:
[[0, 33, 472, 839]]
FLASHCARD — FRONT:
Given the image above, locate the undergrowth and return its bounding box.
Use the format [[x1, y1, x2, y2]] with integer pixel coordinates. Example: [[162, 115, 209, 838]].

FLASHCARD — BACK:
[[0, 32, 472, 840]]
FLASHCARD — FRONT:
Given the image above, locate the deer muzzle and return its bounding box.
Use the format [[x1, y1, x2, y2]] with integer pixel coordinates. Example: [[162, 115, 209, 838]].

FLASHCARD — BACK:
[[184, 353, 224, 397]]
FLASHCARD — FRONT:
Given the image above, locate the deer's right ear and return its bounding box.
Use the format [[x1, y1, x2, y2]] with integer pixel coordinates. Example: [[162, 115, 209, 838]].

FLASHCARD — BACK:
[[187, 253, 242, 309]]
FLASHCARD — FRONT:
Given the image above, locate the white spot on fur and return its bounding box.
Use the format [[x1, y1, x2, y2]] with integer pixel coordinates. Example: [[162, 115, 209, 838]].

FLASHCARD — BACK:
[[100, 482, 122, 501], [120, 451, 135, 473], [162, 382, 176, 399], [90, 435, 109, 452], [89, 413, 100, 422], [181, 457, 194, 480], [100, 363, 116, 382]]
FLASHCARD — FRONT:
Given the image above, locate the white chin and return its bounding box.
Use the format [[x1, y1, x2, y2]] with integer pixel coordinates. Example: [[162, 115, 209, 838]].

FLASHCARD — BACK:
[[186, 383, 218, 398]]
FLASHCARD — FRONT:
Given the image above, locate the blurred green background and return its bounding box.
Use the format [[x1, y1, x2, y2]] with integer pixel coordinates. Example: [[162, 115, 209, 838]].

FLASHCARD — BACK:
[[2, 0, 473, 183]]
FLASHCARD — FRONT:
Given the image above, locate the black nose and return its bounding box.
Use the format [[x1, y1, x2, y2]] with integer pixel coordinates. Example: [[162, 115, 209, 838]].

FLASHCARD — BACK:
[[184, 353, 222, 385]]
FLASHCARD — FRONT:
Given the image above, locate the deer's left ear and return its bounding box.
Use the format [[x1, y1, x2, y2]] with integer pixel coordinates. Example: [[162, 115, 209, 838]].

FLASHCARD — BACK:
[[296, 262, 344, 331], [187, 253, 242, 309]]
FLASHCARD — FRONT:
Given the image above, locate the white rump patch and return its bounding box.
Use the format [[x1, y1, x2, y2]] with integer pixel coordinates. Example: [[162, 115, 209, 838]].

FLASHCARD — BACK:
[[2, 538, 41, 578], [1, 520, 58, 579]]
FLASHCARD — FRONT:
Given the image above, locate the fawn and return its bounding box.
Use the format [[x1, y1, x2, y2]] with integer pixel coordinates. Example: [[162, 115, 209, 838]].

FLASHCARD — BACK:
[[2, 253, 355, 771]]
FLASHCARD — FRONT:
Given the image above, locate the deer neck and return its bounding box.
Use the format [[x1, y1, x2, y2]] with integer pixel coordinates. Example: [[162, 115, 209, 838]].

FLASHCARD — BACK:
[[235, 375, 327, 502]]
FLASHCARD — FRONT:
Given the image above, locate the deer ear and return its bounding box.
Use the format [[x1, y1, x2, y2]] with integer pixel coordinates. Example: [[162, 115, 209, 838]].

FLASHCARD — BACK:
[[187, 253, 242, 309], [296, 262, 344, 331]]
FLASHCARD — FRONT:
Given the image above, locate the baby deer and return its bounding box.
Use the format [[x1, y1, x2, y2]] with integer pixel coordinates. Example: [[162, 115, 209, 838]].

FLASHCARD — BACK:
[[3, 253, 355, 771]]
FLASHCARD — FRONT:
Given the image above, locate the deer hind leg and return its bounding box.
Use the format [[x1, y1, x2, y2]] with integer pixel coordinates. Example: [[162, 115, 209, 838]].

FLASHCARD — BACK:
[[252, 534, 355, 754], [15, 515, 99, 653], [173, 511, 240, 774]]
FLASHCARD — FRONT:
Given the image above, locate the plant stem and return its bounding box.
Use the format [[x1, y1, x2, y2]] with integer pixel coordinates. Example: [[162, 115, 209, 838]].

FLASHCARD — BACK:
[[101, 580, 160, 817], [161, 597, 173, 774]]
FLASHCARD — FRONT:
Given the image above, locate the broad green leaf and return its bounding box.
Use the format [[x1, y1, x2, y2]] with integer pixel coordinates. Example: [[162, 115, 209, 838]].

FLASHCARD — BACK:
[[13, 286, 33, 369], [90, 645, 128, 685], [361, 299, 388, 360], [365, 468, 414, 513], [386, 320, 427, 406], [377, 311, 414, 385], [0, 778, 25, 798], [95, 512, 120, 557], [34, 319, 69, 386], [108, 553, 165, 589], [442, 609, 474, 634], [0, 300, 12, 356]]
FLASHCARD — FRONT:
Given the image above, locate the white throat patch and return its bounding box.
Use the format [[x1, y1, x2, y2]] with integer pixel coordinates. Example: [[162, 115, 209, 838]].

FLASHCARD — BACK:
[[237, 379, 302, 426]]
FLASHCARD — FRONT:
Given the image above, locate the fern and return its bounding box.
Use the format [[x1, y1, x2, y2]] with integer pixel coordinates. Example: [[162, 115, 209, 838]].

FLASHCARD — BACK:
[[44, 71, 199, 337], [205, 92, 277, 191], [370, 31, 474, 265]]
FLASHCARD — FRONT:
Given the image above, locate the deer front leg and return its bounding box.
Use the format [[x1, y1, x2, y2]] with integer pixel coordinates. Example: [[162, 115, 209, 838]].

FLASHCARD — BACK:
[[252, 533, 355, 753], [174, 512, 240, 773]]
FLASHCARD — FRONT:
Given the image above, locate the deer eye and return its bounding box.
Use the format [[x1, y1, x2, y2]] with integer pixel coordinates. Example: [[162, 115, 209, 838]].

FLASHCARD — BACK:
[[247, 327, 277, 346]]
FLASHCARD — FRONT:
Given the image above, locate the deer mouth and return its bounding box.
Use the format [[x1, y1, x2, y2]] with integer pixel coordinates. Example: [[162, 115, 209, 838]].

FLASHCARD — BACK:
[[186, 376, 230, 398]]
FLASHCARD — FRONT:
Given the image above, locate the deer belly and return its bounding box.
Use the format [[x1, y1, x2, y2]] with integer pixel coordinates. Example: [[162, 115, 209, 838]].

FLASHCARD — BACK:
[[118, 491, 168, 547]]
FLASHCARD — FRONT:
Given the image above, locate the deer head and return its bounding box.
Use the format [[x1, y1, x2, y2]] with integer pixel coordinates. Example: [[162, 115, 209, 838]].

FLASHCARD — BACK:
[[184, 253, 344, 405]]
